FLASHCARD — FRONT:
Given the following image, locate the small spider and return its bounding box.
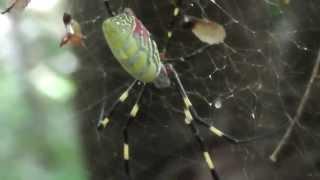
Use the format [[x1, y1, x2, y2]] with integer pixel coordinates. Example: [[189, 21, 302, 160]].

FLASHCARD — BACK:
[[62, 0, 253, 179]]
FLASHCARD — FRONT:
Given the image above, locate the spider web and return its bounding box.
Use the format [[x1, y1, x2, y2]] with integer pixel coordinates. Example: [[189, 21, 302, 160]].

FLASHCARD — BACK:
[[66, 0, 320, 180]]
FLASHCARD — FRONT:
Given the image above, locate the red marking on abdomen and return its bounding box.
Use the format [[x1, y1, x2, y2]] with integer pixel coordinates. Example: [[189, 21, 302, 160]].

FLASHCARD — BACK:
[[133, 17, 150, 42]]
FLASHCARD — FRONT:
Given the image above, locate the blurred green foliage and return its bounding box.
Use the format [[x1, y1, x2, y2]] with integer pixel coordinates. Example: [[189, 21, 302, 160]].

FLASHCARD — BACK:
[[0, 0, 87, 180]]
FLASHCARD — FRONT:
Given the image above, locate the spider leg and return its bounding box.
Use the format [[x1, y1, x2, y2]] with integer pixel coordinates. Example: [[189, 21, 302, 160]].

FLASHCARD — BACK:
[[168, 65, 219, 180], [170, 65, 285, 144], [187, 116, 220, 180], [122, 83, 146, 179], [97, 80, 139, 130], [169, 65, 245, 143], [161, 1, 216, 62], [161, 0, 183, 54], [164, 44, 212, 63], [163, 2, 238, 145], [103, 0, 115, 17]]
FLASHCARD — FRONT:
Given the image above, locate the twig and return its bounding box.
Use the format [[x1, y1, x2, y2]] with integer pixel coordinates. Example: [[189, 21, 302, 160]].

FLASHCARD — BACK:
[[1, 2, 15, 14], [269, 49, 320, 162]]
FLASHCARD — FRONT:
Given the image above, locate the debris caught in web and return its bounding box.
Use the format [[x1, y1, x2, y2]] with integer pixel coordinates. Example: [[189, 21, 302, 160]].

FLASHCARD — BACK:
[[181, 15, 226, 45], [60, 13, 86, 47]]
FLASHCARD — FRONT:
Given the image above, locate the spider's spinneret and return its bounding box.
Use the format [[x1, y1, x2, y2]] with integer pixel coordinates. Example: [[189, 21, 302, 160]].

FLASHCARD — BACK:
[[102, 8, 164, 84]]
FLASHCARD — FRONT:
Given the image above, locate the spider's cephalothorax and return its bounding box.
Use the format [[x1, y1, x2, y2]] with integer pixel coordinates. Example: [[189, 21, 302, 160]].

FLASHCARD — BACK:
[[102, 8, 171, 88]]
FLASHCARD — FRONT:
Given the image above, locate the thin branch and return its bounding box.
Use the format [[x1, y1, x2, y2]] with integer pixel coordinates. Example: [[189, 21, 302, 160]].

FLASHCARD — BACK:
[[269, 49, 320, 162], [1, 2, 15, 14]]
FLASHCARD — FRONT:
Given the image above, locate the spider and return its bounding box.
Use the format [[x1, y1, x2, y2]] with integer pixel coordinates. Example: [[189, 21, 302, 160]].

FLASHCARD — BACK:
[[63, 0, 259, 179]]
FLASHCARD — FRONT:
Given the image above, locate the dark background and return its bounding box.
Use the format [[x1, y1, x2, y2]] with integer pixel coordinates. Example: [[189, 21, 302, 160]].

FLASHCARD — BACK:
[[70, 0, 320, 180]]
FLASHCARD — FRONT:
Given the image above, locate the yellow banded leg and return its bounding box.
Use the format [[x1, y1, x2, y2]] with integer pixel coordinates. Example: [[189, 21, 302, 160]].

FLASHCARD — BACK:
[[204, 151, 219, 180], [162, 0, 183, 54], [97, 80, 138, 130], [189, 102, 241, 143], [181, 93, 220, 179], [169, 65, 242, 143], [169, 65, 226, 180], [183, 107, 220, 180], [123, 142, 130, 175], [122, 84, 145, 178]]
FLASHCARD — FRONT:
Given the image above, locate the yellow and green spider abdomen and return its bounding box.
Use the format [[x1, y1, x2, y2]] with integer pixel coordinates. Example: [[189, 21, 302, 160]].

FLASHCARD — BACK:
[[102, 9, 162, 83]]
